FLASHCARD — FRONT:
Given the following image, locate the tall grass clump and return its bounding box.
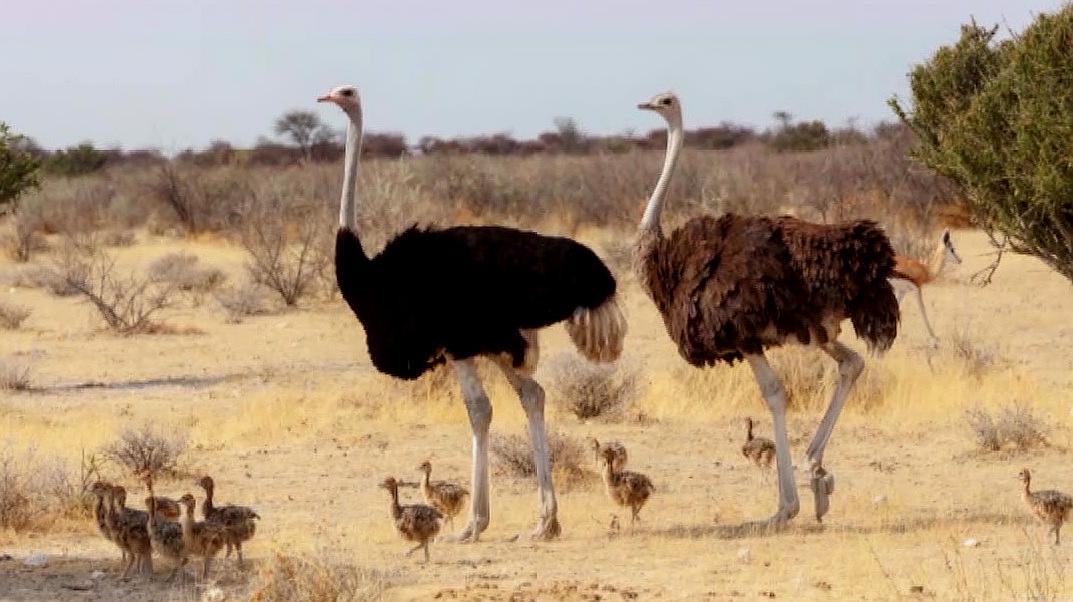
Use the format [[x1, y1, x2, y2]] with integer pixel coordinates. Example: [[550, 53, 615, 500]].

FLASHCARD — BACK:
[[250, 552, 394, 601]]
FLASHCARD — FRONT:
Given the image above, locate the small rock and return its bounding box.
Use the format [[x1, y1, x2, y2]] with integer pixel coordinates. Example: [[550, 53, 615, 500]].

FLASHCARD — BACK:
[[737, 547, 751, 563], [23, 552, 48, 568], [963, 538, 980, 547], [872, 494, 888, 505], [909, 585, 925, 594], [90, 570, 106, 580]]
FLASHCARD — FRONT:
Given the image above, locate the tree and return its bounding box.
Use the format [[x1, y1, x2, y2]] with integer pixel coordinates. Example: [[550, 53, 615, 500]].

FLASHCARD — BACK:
[[552, 117, 586, 154], [891, 12, 1073, 284], [274, 110, 333, 161], [45, 142, 106, 176], [0, 123, 40, 215]]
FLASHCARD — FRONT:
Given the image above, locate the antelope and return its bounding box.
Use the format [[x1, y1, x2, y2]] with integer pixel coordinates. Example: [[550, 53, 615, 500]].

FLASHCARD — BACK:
[[890, 228, 961, 341]]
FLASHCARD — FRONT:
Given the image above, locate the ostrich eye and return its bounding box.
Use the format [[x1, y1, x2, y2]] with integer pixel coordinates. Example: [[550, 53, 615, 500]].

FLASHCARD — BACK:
[[661, 97, 673, 106], [341, 89, 354, 97]]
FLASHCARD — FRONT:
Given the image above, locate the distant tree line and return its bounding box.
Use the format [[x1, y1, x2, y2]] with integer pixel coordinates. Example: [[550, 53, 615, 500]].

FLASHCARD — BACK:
[[5, 108, 905, 173]]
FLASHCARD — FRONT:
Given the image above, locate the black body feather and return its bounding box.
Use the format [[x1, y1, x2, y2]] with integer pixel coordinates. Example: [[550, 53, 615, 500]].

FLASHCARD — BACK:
[[336, 225, 617, 380]]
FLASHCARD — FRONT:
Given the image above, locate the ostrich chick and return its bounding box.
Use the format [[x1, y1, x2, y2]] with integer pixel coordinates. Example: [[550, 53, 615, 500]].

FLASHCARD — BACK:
[[1019, 468, 1073, 545], [417, 461, 469, 529], [178, 493, 227, 579], [600, 446, 654, 525], [197, 476, 259, 567], [589, 438, 628, 472], [106, 486, 152, 579], [380, 476, 442, 563], [741, 417, 775, 469]]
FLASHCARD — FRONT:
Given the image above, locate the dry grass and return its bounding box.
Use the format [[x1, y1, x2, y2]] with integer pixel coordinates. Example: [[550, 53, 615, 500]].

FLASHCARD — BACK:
[[0, 358, 32, 391], [0, 300, 30, 329], [965, 403, 1049, 452], [548, 353, 640, 420], [249, 551, 394, 601], [490, 430, 587, 481]]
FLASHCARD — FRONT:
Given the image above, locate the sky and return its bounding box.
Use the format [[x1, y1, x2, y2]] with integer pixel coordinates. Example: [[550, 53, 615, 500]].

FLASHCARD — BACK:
[[0, 0, 1060, 152]]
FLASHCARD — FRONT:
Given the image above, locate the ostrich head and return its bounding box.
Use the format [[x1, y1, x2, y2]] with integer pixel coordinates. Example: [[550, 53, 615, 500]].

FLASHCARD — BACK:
[[196, 475, 214, 491], [600, 445, 619, 466], [178, 493, 197, 513], [638, 92, 682, 125], [1018, 468, 1032, 484], [318, 85, 361, 113], [417, 460, 432, 474], [379, 476, 399, 493], [89, 481, 112, 499], [941, 228, 962, 265]]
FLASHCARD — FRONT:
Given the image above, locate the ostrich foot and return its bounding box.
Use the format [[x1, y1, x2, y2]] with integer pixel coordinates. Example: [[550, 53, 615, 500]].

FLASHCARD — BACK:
[[443, 521, 485, 543], [764, 502, 799, 527], [514, 516, 561, 542], [810, 465, 835, 523]]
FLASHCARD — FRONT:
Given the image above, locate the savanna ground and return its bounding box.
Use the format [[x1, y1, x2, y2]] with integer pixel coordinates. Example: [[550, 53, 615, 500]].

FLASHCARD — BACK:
[[0, 141, 1072, 601]]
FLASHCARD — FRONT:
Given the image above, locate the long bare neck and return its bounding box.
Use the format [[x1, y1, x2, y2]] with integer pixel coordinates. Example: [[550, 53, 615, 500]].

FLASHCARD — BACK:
[[639, 116, 684, 235], [388, 486, 402, 519], [746, 420, 754, 442], [602, 460, 616, 484], [201, 484, 215, 517], [181, 504, 195, 540], [339, 109, 364, 232], [420, 470, 432, 494], [1023, 477, 1032, 499]]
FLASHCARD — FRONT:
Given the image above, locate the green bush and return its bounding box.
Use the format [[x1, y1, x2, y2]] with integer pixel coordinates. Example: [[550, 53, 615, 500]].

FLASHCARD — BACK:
[[45, 142, 107, 176], [0, 122, 40, 213], [891, 11, 1073, 283]]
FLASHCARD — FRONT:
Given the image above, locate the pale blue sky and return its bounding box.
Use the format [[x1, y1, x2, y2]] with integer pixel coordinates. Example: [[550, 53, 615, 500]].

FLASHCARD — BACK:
[[0, 0, 1059, 151]]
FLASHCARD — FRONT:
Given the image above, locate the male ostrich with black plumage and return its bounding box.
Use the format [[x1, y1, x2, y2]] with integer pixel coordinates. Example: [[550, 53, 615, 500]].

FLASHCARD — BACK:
[[634, 92, 900, 525], [318, 85, 626, 541]]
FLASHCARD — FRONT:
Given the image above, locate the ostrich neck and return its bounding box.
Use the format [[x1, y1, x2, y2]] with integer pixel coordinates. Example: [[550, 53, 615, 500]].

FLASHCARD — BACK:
[[602, 461, 616, 485], [181, 505, 195, 541], [339, 111, 364, 232], [421, 471, 432, 495], [202, 485, 215, 517], [639, 117, 684, 234], [746, 421, 754, 442], [389, 487, 402, 520]]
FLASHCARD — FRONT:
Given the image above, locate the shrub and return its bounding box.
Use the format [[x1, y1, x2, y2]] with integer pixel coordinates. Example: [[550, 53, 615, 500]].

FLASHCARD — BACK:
[[948, 326, 998, 377], [490, 430, 585, 480], [891, 12, 1073, 284], [101, 425, 188, 477], [250, 552, 394, 601], [0, 301, 30, 329], [55, 243, 178, 334], [147, 252, 226, 305], [0, 122, 40, 214], [1, 209, 46, 262], [548, 353, 640, 420], [0, 359, 31, 391], [215, 281, 272, 323], [965, 403, 1048, 452], [241, 199, 330, 307], [44, 143, 107, 176]]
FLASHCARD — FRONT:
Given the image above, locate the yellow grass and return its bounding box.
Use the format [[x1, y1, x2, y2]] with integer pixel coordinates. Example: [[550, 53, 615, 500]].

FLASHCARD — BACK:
[[1, 228, 1072, 600]]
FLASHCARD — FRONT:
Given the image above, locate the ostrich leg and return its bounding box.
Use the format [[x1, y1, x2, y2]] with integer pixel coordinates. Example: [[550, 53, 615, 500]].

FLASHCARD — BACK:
[[803, 341, 864, 522], [745, 354, 799, 525], [494, 354, 561, 540], [446, 358, 493, 542]]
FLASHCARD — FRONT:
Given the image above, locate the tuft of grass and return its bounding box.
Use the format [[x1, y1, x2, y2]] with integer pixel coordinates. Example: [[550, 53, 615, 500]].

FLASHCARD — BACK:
[[548, 353, 640, 421], [249, 551, 394, 601], [215, 281, 272, 323], [949, 325, 999, 377], [0, 444, 98, 531], [147, 251, 227, 305], [0, 300, 31, 329], [0, 359, 32, 391]]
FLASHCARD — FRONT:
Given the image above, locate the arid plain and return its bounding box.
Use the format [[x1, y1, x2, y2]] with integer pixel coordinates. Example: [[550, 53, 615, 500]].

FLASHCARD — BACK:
[[2, 225, 1072, 601]]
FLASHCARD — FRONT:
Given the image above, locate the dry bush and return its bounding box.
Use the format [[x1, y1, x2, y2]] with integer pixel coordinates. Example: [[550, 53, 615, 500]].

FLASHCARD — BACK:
[[0, 300, 30, 329], [101, 424, 188, 478], [249, 552, 393, 602], [241, 195, 331, 307], [149, 163, 249, 233], [147, 252, 226, 305], [215, 281, 273, 323], [548, 353, 640, 421], [99, 229, 136, 247], [965, 403, 1048, 452], [490, 430, 586, 480], [0, 359, 32, 391], [1, 210, 46, 262], [949, 326, 999, 377], [0, 444, 97, 530], [55, 243, 178, 334], [8, 264, 77, 296]]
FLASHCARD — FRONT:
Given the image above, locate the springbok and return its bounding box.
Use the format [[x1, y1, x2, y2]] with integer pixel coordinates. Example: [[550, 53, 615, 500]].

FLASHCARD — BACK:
[[890, 228, 962, 341]]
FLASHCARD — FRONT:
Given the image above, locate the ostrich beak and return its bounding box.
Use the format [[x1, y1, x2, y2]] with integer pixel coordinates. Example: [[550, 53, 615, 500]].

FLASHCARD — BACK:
[[637, 102, 655, 110], [317, 93, 333, 103]]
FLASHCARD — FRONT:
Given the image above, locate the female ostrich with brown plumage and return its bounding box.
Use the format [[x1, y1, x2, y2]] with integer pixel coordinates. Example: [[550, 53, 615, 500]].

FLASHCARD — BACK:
[[318, 85, 626, 541], [634, 92, 901, 525]]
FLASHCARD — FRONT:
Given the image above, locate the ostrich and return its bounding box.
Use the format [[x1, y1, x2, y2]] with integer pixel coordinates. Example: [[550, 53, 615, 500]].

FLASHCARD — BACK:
[[633, 92, 900, 525], [318, 85, 626, 541], [1019, 468, 1073, 545], [889, 229, 962, 341]]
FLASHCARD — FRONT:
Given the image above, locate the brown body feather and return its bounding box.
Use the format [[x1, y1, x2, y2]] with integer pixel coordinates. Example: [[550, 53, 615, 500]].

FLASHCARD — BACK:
[[418, 462, 468, 528], [381, 476, 442, 562], [197, 476, 258, 566], [741, 417, 775, 469], [599, 447, 653, 524], [1020, 469, 1073, 544], [635, 214, 899, 366]]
